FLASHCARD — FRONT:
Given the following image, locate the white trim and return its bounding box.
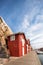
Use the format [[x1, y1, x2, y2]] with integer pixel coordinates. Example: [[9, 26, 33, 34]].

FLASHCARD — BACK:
[[22, 47, 24, 56]]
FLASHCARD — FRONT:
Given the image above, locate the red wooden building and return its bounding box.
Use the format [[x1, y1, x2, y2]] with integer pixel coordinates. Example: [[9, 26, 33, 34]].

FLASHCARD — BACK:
[[7, 33, 31, 57]]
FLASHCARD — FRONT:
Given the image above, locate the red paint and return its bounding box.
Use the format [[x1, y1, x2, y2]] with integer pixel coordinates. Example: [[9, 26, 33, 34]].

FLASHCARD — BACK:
[[7, 33, 27, 57]]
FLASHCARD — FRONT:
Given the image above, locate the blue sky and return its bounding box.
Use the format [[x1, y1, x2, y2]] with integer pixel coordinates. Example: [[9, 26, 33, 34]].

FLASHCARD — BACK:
[[0, 0, 43, 49]]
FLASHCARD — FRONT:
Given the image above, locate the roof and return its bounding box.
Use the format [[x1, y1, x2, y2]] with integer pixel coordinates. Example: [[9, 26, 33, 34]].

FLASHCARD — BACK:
[[7, 32, 25, 37]]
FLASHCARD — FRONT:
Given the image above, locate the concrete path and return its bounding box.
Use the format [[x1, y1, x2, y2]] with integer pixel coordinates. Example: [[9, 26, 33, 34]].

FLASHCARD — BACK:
[[4, 51, 41, 65]]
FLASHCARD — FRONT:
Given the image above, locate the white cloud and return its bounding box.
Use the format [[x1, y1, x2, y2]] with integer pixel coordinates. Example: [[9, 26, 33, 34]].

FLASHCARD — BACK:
[[29, 23, 42, 32], [35, 14, 43, 23], [32, 43, 43, 49], [18, 6, 43, 49], [19, 15, 30, 32], [32, 36, 43, 42], [25, 18, 43, 49], [26, 23, 43, 39], [22, 15, 30, 29], [19, 6, 40, 31], [30, 33, 43, 41]]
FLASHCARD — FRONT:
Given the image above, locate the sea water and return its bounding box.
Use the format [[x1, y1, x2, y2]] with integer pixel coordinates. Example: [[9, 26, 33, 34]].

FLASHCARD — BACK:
[[38, 54, 43, 65]]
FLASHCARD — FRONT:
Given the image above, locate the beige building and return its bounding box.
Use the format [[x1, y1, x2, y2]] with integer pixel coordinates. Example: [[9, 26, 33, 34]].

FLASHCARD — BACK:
[[0, 16, 13, 45]]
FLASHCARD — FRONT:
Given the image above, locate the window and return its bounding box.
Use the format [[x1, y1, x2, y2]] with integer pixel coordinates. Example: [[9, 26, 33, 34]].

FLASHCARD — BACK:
[[10, 35, 15, 41]]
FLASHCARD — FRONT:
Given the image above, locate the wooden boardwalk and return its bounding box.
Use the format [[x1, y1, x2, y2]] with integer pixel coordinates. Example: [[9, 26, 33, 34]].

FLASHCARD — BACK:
[[4, 51, 41, 65]]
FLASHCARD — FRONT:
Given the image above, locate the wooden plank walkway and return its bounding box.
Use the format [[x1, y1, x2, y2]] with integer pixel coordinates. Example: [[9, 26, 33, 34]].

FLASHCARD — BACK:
[[4, 51, 41, 65]]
